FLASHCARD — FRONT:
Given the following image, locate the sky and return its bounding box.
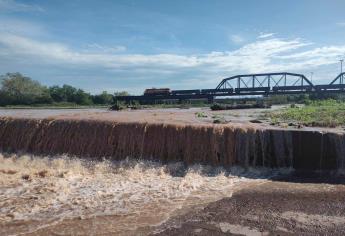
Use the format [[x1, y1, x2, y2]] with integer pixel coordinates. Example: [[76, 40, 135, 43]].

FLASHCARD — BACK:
[[0, 0, 345, 94]]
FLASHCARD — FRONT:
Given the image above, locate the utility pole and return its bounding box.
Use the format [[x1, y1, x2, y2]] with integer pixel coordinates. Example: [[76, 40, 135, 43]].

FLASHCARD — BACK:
[[310, 72, 313, 83], [341, 59, 344, 84]]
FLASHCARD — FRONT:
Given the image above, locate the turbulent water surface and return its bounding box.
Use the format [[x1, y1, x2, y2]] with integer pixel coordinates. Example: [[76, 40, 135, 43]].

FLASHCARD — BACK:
[[0, 154, 290, 235]]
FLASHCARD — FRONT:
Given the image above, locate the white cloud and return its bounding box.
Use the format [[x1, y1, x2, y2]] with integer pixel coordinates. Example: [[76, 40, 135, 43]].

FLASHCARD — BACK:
[[0, 33, 344, 72], [0, 33, 201, 68], [84, 43, 126, 53], [258, 33, 275, 39], [0, 0, 44, 12], [337, 22, 345, 27], [1, 32, 345, 92], [0, 18, 45, 36], [229, 34, 245, 44], [278, 46, 345, 60], [199, 38, 312, 73]]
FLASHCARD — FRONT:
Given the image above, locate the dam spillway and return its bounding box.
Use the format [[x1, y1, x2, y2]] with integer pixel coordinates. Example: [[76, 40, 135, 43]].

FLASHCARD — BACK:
[[1, 108, 345, 235], [0, 113, 344, 171]]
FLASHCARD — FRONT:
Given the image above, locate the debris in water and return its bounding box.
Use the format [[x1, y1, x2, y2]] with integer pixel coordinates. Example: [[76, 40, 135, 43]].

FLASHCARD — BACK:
[[21, 174, 31, 180]]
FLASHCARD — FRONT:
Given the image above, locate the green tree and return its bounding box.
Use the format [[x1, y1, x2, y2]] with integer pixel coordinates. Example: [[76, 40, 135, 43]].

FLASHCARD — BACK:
[[0, 73, 52, 105], [0, 72, 125, 106], [92, 91, 113, 104], [61, 84, 78, 103], [114, 91, 130, 96], [73, 89, 93, 105], [49, 84, 93, 105], [49, 85, 65, 102]]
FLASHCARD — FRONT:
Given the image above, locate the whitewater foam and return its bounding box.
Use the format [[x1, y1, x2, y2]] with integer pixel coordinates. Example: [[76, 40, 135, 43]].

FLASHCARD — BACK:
[[0, 154, 291, 235]]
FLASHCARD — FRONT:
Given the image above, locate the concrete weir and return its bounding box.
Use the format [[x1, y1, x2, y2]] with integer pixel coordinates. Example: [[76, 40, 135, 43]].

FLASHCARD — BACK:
[[0, 117, 344, 171]]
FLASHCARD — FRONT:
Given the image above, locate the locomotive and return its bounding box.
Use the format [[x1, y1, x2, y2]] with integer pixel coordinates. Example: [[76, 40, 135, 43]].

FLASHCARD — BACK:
[[144, 88, 171, 96]]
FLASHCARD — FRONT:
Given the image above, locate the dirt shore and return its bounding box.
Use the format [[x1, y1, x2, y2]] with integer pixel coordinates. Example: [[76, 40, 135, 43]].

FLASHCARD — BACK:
[[152, 174, 345, 235], [0, 106, 343, 134], [0, 107, 272, 125]]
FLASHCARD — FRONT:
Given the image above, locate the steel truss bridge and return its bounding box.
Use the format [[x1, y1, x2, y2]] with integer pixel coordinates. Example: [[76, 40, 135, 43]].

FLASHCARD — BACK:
[[116, 72, 345, 103]]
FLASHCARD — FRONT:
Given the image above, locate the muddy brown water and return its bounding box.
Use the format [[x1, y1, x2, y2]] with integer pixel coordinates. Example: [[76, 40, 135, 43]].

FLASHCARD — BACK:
[[0, 108, 345, 235], [0, 116, 344, 170], [0, 154, 288, 236]]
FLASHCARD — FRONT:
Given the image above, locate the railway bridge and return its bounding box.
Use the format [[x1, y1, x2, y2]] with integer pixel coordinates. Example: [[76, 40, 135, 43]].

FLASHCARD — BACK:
[[115, 72, 345, 103]]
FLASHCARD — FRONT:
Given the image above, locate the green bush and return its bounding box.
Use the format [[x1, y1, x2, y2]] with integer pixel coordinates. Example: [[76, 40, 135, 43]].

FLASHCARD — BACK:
[[195, 112, 207, 118], [210, 103, 225, 111]]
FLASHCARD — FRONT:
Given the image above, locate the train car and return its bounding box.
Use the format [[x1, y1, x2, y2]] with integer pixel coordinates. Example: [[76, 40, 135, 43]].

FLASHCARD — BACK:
[[235, 87, 270, 93], [144, 88, 171, 96], [272, 85, 313, 92], [315, 84, 345, 91], [201, 88, 233, 94], [171, 89, 200, 95]]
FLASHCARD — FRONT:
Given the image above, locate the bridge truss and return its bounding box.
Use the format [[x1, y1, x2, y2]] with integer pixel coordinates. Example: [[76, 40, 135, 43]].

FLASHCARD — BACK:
[[115, 72, 345, 103], [330, 72, 345, 85], [216, 72, 313, 93]]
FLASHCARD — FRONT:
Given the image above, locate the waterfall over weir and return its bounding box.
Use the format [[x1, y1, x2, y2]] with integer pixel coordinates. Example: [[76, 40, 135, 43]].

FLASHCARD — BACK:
[[0, 117, 344, 170]]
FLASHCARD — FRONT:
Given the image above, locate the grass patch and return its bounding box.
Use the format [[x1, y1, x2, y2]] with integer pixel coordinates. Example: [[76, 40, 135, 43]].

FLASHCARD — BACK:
[[266, 99, 345, 128], [195, 112, 208, 118]]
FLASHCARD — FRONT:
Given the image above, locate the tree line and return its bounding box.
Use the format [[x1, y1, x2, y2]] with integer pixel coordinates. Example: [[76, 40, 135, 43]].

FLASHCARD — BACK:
[[0, 73, 128, 106]]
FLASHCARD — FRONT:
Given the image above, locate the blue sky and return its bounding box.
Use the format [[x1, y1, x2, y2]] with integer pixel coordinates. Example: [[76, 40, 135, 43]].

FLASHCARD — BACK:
[[0, 0, 345, 94]]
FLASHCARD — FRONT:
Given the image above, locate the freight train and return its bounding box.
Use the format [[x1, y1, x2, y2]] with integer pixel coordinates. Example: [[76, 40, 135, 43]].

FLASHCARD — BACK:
[[143, 88, 234, 96], [143, 84, 345, 97]]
